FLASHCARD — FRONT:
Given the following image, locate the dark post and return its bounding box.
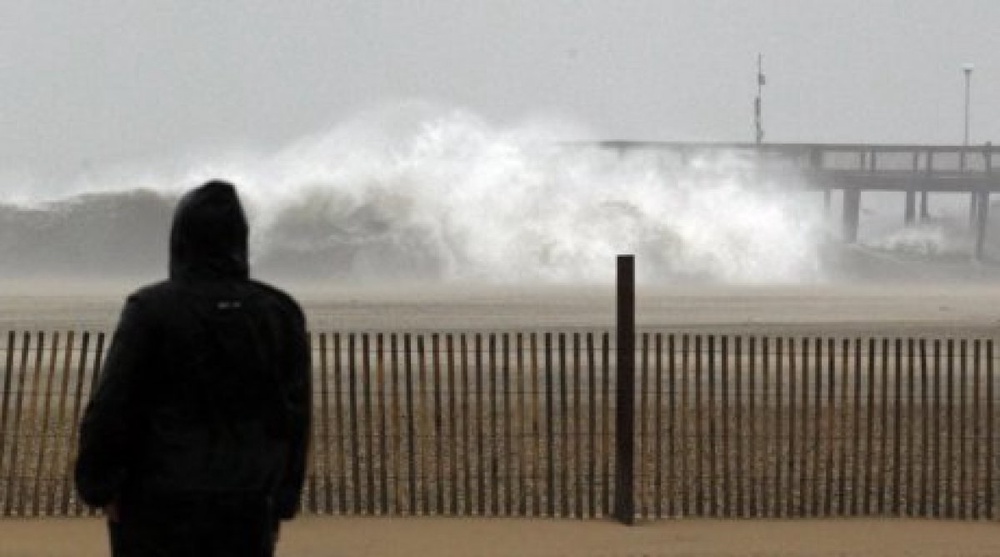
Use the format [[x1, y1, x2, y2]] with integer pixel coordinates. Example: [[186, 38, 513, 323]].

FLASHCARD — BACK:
[[615, 255, 636, 524]]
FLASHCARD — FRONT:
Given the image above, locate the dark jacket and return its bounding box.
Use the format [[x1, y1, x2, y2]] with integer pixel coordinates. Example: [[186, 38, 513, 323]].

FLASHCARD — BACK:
[[75, 181, 311, 524]]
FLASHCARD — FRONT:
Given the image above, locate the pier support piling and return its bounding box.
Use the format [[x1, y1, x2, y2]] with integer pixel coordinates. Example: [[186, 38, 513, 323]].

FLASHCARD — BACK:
[[974, 189, 989, 260], [842, 189, 861, 243], [977, 143, 994, 260], [904, 191, 917, 226]]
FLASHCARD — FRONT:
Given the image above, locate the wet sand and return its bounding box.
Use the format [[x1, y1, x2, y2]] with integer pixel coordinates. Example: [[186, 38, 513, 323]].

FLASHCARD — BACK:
[[3, 282, 1000, 337], [1, 516, 999, 557]]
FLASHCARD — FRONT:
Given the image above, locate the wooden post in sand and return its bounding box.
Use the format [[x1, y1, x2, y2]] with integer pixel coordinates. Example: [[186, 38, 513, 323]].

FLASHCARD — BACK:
[[615, 255, 636, 525]]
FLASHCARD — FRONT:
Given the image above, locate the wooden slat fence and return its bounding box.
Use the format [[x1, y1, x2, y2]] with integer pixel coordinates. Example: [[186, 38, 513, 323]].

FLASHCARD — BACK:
[[1, 330, 997, 520]]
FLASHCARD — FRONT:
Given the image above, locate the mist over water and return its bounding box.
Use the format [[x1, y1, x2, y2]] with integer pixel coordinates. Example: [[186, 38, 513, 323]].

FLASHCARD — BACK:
[[1, 105, 993, 286], [237, 107, 828, 284]]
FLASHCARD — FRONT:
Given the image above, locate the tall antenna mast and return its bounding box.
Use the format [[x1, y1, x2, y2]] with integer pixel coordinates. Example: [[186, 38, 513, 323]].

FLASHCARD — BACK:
[[755, 53, 765, 144]]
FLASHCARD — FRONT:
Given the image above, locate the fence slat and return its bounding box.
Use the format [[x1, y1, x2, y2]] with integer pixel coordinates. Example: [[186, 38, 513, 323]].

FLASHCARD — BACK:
[[774, 337, 784, 518], [958, 339, 967, 519], [490, 334, 500, 517], [747, 336, 757, 518], [668, 334, 678, 518], [543, 333, 554, 517], [798, 337, 808, 517], [986, 340, 994, 520], [824, 338, 836, 517], [971, 340, 980, 520], [864, 338, 875, 516], [61, 332, 88, 516], [475, 334, 486, 516], [558, 333, 569, 518], [708, 335, 718, 517], [654, 333, 663, 519], [850, 338, 862, 516], [4, 328, 998, 521], [447, 334, 458, 515], [19, 332, 45, 517], [407, 335, 421, 515], [32, 332, 60, 516], [906, 338, 915, 517], [933, 339, 942, 518], [786, 337, 796, 518], [378, 333, 390, 515], [876, 338, 886, 515], [75, 333, 104, 515], [636, 332, 658, 518], [334, 334, 349, 514], [6, 332, 31, 516], [695, 335, 705, 516], [417, 334, 430, 515], [318, 334, 332, 514], [893, 338, 902, 516], [86, 333, 106, 518], [530, 333, 542, 517], [945, 339, 954, 519], [573, 332, 583, 519], [811, 338, 822, 517], [602, 332, 612, 518], [305, 334, 318, 515], [48, 332, 75, 515], [347, 334, 361, 514], [389, 333, 400, 516], [461, 334, 473, 516], [838, 339, 849, 516], [721, 336, 730, 517], [732, 336, 742, 518], [587, 332, 597, 518], [504, 333, 513, 517], [919, 338, 930, 517], [514, 332, 534, 516], [974, 338, 984, 520], [681, 334, 691, 516], [0, 332, 17, 515], [761, 336, 772, 517]]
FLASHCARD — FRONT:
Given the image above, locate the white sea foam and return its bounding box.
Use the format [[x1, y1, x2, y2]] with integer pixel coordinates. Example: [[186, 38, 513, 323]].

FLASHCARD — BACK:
[[170, 105, 825, 284], [20, 104, 974, 284]]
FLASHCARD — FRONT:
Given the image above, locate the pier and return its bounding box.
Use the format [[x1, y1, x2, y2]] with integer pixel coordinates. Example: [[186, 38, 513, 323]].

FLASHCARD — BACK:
[[595, 142, 1000, 259]]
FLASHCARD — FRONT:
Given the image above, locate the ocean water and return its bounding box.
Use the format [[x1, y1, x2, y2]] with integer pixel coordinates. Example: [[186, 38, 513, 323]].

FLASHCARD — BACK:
[[1, 105, 997, 286]]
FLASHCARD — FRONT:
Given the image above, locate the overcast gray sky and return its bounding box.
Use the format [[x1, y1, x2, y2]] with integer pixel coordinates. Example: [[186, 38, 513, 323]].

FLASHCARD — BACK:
[[2, 0, 998, 190]]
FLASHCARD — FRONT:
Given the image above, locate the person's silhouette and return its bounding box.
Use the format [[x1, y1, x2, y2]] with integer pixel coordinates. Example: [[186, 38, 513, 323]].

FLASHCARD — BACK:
[[76, 181, 311, 557]]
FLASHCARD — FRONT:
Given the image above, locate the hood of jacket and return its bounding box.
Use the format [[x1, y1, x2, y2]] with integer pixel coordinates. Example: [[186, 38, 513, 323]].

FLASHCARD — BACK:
[[169, 181, 249, 281]]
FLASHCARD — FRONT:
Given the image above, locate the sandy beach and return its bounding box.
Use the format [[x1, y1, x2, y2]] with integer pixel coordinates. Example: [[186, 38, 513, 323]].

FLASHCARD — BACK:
[[4, 281, 1000, 336], [2, 282, 999, 555], [1, 516, 999, 557]]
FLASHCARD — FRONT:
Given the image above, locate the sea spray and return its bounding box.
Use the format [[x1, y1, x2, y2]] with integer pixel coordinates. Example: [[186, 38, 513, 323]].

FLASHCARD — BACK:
[[236, 108, 827, 283], [2, 106, 829, 284]]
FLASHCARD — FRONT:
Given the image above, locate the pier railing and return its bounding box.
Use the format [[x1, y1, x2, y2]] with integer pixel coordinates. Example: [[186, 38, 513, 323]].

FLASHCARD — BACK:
[[1, 330, 997, 521], [585, 141, 1000, 256], [592, 141, 999, 181]]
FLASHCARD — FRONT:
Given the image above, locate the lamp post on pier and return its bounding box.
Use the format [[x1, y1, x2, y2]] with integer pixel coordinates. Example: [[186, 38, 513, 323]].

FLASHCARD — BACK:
[[962, 63, 975, 224], [963, 63, 974, 150], [754, 54, 765, 145]]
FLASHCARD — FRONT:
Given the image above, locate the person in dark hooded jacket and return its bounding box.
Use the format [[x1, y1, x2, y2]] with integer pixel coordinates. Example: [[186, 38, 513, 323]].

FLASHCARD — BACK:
[[75, 181, 311, 557]]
